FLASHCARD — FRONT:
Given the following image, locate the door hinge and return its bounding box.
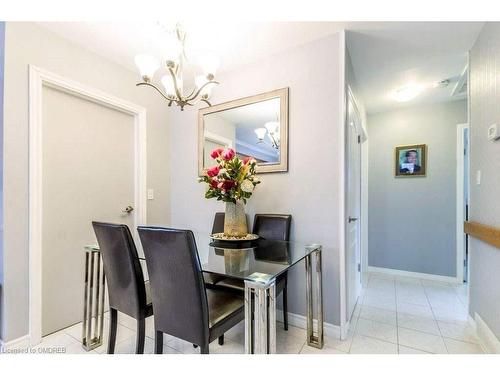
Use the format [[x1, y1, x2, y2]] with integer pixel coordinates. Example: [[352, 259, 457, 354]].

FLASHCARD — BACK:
[[358, 263, 361, 272], [358, 135, 361, 143]]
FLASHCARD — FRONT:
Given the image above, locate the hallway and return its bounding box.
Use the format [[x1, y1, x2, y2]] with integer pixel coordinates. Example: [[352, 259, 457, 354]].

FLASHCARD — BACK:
[[347, 272, 482, 353]]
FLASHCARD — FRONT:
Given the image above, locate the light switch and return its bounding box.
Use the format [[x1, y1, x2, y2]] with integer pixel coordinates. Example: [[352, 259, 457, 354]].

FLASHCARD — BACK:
[[476, 170, 481, 185], [147, 189, 154, 200]]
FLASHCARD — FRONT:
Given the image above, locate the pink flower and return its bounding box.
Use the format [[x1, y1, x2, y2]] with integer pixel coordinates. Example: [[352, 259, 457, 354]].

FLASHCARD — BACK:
[[222, 148, 235, 161], [210, 179, 219, 188], [223, 180, 236, 190], [207, 166, 220, 177], [243, 156, 251, 164], [210, 148, 224, 159]]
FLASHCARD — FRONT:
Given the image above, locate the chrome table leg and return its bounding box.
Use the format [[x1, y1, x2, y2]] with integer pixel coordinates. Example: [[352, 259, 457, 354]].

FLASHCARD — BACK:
[[244, 277, 277, 354], [82, 246, 106, 351], [305, 248, 324, 349]]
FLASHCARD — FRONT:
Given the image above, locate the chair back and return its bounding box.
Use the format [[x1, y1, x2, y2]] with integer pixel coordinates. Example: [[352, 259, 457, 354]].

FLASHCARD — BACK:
[[92, 222, 147, 319], [252, 214, 292, 241], [137, 227, 209, 345], [211, 212, 225, 234]]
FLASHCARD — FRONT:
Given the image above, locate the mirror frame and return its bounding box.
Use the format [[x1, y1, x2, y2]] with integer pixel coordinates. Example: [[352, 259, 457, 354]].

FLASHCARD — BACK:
[[198, 87, 289, 175]]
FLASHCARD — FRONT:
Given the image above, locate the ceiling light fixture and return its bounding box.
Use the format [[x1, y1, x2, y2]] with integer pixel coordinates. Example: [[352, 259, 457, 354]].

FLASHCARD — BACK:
[[254, 120, 280, 150], [134, 23, 219, 110], [391, 84, 424, 102]]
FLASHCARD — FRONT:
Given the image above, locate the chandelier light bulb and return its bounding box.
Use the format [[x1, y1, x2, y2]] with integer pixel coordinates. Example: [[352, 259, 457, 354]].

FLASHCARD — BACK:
[[195, 75, 213, 97], [254, 128, 267, 141], [163, 34, 182, 64], [134, 54, 160, 81], [199, 53, 220, 76], [161, 75, 182, 97], [264, 121, 279, 135]]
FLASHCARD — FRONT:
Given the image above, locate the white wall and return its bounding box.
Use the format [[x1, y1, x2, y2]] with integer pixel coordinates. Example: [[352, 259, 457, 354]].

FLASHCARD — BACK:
[[469, 22, 500, 339], [0, 21, 5, 340], [168, 34, 344, 325], [367, 100, 467, 277], [1, 22, 170, 342]]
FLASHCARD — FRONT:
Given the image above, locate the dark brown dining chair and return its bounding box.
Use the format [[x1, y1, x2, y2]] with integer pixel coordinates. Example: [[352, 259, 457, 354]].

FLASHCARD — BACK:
[[137, 226, 245, 354], [92, 222, 153, 354], [204, 212, 226, 286], [211, 212, 226, 234], [216, 214, 292, 330]]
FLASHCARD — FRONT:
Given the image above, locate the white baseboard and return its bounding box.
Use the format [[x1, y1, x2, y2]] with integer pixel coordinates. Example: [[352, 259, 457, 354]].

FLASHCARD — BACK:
[[472, 313, 500, 354], [367, 266, 461, 284], [0, 335, 31, 352], [276, 309, 341, 340]]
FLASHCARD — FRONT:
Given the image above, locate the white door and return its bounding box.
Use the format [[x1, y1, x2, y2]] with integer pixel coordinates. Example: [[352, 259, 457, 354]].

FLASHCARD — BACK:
[[41, 86, 137, 336], [346, 89, 362, 321]]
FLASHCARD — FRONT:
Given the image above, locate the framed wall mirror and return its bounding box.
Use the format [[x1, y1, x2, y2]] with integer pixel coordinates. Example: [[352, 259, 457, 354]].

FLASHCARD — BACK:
[[198, 88, 289, 175]]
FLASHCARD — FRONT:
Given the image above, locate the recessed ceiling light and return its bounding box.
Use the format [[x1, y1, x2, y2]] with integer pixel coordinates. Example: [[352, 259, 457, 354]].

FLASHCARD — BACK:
[[391, 84, 424, 102]]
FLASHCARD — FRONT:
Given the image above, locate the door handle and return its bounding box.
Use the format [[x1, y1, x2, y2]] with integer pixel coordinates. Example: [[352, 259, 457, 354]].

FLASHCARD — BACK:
[[348, 216, 358, 223], [122, 205, 134, 214]]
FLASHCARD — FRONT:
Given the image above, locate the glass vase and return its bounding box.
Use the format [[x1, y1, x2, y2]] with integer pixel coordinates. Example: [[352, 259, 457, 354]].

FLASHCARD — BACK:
[[224, 200, 247, 237]]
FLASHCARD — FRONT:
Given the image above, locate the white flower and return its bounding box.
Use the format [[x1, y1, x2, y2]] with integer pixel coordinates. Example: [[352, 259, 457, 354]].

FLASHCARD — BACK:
[[241, 179, 254, 193], [218, 168, 227, 176], [253, 177, 260, 183]]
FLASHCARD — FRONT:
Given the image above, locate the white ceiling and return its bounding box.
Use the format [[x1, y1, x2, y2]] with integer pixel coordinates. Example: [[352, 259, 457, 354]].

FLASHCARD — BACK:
[[39, 21, 484, 114], [39, 21, 352, 75], [346, 22, 484, 113]]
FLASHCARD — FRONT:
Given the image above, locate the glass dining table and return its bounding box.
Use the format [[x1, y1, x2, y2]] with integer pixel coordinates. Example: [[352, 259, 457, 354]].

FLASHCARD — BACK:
[[84, 232, 324, 354]]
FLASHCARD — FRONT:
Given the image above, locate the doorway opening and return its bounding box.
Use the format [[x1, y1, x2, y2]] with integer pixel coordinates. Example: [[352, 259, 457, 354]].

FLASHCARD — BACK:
[[342, 24, 477, 339]]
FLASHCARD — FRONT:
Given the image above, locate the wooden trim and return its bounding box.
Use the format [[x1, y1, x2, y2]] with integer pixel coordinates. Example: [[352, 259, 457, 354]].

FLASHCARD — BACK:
[[464, 221, 500, 249]]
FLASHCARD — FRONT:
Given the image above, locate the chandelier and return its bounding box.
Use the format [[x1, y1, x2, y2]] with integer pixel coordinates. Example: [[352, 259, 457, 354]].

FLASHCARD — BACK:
[[134, 24, 220, 110], [254, 121, 280, 150]]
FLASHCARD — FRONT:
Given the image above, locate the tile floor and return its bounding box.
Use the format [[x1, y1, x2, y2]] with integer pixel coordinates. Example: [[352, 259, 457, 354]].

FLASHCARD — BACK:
[[31, 272, 484, 354]]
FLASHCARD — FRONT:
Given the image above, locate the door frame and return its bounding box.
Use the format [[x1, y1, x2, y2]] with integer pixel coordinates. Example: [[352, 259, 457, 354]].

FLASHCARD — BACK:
[[456, 123, 469, 284], [28, 65, 147, 345]]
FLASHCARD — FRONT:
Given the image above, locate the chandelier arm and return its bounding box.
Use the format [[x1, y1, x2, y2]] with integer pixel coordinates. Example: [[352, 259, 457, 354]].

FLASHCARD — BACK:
[[168, 66, 183, 100], [185, 86, 197, 99], [269, 133, 279, 149], [136, 82, 173, 104], [187, 81, 220, 101], [201, 98, 212, 107]]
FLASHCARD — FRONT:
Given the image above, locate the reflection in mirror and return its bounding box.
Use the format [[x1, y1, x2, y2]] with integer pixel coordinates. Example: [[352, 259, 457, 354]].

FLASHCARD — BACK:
[[203, 98, 280, 164], [199, 88, 288, 174]]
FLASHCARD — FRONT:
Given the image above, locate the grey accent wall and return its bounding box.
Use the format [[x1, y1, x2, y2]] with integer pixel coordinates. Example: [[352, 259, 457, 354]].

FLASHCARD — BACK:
[[168, 34, 344, 325], [2, 22, 170, 342], [367, 100, 467, 277], [469, 22, 500, 339]]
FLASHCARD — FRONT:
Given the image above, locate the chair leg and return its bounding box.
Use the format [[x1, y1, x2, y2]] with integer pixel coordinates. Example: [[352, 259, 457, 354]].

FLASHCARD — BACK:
[[218, 335, 224, 346], [135, 318, 146, 354], [283, 280, 289, 331], [107, 308, 118, 354], [200, 344, 209, 354], [155, 330, 163, 354], [136, 318, 145, 354]]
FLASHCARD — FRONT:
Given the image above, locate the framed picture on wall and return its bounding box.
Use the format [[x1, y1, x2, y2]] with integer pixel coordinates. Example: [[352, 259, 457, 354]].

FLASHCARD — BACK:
[[395, 144, 427, 177]]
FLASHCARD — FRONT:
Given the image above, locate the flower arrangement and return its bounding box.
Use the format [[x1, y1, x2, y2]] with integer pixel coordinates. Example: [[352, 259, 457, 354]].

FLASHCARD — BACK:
[[198, 147, 260, 204]]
